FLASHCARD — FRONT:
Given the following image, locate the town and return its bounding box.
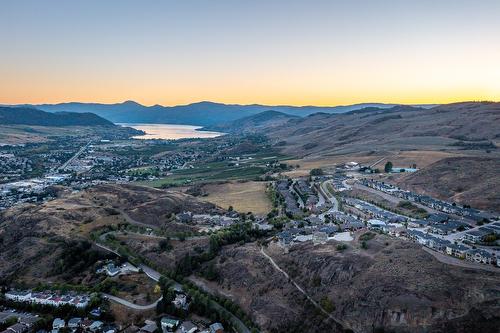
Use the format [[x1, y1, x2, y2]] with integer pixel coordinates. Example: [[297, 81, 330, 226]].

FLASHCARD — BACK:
[[272, 162, 499, 268]]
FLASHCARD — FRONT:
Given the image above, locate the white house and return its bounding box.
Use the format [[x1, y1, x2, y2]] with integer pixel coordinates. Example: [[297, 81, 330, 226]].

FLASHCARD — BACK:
[[52, 318, 65, 330]]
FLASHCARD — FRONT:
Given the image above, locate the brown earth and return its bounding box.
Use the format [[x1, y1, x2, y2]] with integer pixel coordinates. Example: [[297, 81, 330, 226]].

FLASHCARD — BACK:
[[0, 184, 218, 284], [395, 156, 500, 211], [200, 181, 272, 215], [267, 102, 500, 158], [265, 102, 500, 211], [191, 235, 500, 333]]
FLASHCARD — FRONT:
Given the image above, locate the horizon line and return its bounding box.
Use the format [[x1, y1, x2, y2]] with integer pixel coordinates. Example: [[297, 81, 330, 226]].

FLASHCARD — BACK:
[[2, 99, 498, 109]]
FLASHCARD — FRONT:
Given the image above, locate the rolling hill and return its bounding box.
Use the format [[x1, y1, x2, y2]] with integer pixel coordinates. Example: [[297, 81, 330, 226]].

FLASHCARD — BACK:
[[265, 102, 500, 156], [0, 106, 115, 126], [261, 101, 500, 210], [201, 110, 299, 133]]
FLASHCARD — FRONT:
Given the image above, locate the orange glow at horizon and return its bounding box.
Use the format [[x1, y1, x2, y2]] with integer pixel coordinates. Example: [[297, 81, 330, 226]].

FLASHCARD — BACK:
[[1, 0, 499, 107]]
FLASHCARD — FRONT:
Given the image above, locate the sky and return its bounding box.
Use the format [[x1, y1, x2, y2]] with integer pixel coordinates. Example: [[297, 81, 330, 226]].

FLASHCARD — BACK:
[[1, 0, 499, 106]]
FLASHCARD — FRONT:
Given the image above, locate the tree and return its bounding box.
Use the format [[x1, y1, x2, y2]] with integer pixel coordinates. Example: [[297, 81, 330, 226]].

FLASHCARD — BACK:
[[310, 168, 324, 176], [384, 161, 393, 173], [159, 238, 172, 251], [203, 262, 218, 281]]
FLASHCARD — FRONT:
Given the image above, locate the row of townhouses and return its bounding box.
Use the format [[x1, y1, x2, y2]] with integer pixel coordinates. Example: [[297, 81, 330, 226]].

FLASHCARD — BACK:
[[5, 290, 90, 308]]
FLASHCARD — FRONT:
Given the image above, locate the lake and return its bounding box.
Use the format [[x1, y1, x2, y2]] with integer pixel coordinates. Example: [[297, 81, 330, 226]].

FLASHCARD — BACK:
[[120, 123, 224, 140]]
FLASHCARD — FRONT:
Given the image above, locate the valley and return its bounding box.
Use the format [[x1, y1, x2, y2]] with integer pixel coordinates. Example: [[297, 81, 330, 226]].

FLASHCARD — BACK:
[[0, 101, 499, 333]]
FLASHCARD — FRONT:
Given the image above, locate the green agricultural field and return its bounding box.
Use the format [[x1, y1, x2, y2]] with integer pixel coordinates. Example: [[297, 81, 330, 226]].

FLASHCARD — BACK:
[[137, 150, 293, 188]]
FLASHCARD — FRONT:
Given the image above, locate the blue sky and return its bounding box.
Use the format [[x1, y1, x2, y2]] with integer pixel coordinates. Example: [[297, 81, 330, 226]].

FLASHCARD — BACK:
[[1, 0, 499, 105]]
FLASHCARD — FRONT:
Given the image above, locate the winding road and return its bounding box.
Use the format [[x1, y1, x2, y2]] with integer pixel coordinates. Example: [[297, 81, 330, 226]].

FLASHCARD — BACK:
[[103, 293, 162, 310], [94, 240, 254, 333]]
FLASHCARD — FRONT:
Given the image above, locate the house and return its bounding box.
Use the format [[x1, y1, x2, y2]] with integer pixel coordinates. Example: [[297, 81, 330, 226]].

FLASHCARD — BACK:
[[466, 249, 495, 264], [90, 308, 102, 317], [104, 263, 121, 276], [426, 213, 449, 224], [341, 219, 364, 231], [175, 321, 198, 333], [3, 324, 28, 333], [445, 244, 469, 259], [176, 212, 193, 223], [306, 216, 322, 225], [312, 231, 328, 245], [318, 225, 338, 236], [18, 316, 39, 328], [209, 323, 224, 333], [52, 319, 65, 330], [429, 224, 456, 235], [406, 229, 428, 244], [383, 224, 405, 237], [5, 291, 32, 302], [463, 229, 490, 243], [68, 318, 82, 330], [103, 325, 117, 333], [367, 219, 386, 230], [408, 219, 429, 228], [277, 230, 293, 247], [172, 294, 188, 309], [140, 320, 158, 333], [161, 318, 180, 333], [89, 321, 104, 332], [427, 237, 451, 252], [81, 319, 94, 331]]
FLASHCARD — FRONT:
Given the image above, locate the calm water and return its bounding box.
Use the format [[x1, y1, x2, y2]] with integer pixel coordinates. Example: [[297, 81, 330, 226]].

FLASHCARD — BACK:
[[120, 123, 224, 140]]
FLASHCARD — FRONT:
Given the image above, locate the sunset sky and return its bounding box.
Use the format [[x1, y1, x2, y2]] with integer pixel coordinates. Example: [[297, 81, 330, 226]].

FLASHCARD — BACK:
[[1, 0, 499, 106]]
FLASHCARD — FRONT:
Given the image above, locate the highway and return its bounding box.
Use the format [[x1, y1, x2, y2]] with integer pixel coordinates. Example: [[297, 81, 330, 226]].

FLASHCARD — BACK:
[[60, 140, 92, 171]]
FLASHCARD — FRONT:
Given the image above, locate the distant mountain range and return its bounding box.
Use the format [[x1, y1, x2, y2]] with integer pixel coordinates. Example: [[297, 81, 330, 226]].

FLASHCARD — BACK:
[[0, 106, 115, 126], [6, 101, 438, 126]]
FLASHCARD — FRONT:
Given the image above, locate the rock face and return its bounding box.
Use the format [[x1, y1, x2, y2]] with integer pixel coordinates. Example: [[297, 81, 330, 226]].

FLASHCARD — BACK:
[[202, 235, 500, 333]]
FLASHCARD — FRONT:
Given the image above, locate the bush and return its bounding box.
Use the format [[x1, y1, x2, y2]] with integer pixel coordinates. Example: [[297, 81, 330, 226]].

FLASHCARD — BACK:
[[310, 168, 324, 176], [336, 244, 347, 251]]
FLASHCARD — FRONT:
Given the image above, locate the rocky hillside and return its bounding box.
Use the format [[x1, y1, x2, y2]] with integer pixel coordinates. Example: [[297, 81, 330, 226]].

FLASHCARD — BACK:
[[196, 234, 500, 333], [0, 184, 220, 284]]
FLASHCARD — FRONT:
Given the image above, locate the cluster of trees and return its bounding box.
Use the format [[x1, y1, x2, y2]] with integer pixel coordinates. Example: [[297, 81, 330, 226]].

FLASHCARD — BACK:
[[52, 240, 115, 276], [155, 277, 259, 333], [310, 168, 324, 176], [174, 223, 267, 278], [158, 238, 173, 252]]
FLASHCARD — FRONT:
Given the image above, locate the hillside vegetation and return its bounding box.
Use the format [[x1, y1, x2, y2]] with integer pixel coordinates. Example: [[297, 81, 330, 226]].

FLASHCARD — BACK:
[[265, 102, 499, 156], [0, 106, 115, 126]]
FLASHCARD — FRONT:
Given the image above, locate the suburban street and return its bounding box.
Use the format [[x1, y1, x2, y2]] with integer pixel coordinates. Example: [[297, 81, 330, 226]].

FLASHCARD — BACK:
[[103, 293, 162, 310], [353, 183, 440, 214]]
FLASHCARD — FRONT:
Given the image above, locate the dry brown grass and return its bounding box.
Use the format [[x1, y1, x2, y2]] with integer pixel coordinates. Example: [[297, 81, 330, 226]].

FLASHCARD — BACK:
[[201, 181, 272, 215], [114, 273, 160, 306], [281, 150, 466, 178], [109, 302, 155, 325]]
